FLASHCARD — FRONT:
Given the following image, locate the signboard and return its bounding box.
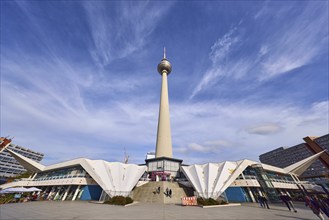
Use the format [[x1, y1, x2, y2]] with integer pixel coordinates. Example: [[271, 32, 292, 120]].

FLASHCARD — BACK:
[[181, 196, 198, 206]]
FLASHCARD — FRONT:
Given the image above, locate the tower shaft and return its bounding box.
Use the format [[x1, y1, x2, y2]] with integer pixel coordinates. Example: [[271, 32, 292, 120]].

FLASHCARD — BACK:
[[155, 70, 172, 158]]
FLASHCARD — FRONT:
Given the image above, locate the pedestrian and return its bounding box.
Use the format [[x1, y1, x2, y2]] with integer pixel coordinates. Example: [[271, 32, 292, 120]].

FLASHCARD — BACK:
[[157, 186, 160, 194], [165, 187, 169, 197], [280, 193, 297, 212], [317, 197, 329, 218], [169, 189, 172, 198], [305, 196, 325, 220], [257, 195, 264, 208], [261, 196, 270, 209]]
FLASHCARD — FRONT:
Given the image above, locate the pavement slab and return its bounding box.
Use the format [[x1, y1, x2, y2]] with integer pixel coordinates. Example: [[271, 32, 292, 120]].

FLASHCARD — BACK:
[[0, 201, 325, 220]]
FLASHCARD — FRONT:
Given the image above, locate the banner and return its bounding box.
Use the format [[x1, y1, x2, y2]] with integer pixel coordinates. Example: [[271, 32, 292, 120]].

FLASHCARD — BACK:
[[181, 196, 198, 206]]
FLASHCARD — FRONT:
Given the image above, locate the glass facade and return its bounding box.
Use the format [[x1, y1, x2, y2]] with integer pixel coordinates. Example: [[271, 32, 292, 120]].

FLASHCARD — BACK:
[[34, 166, 89, 181], [259, 134, 329, 178], [146, 158, 183, 180]]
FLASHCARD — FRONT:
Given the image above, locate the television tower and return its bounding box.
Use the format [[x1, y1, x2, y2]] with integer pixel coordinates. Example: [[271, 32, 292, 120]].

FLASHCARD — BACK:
[[155, 48, 173, 158]]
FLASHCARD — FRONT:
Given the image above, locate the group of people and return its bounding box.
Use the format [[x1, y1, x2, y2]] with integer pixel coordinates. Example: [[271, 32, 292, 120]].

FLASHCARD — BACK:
[[154, 187, 173, 198], [258, 192, 329, 220], [12, 193, 38, 203], [165, 187, 172, 198], [305, 195, 329, 220]]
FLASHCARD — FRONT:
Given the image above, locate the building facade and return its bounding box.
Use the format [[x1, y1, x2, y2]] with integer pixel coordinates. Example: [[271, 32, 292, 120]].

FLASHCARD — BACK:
[[259, 134, 329, 180], [0, 138, 44, 181], [0, 147, 324, 203]]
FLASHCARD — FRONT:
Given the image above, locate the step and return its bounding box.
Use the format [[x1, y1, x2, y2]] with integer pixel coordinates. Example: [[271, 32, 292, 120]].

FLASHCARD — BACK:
[[132, 181, 195, 204]]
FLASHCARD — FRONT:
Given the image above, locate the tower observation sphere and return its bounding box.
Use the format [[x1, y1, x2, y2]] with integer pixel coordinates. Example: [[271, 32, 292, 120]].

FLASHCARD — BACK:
[[157, 48, 172, 75]]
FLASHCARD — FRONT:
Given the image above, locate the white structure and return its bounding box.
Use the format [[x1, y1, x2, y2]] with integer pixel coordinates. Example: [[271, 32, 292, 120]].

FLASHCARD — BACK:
[[155, 48, 173, 158], [1, 148, 146, 201], [182, 151, 324, 199], [0, 137, 44, 179]]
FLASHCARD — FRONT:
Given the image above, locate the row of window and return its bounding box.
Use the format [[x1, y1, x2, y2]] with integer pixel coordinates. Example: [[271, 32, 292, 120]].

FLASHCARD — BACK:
[[34, 166, 88, 181], [34, 173, 90, 181]]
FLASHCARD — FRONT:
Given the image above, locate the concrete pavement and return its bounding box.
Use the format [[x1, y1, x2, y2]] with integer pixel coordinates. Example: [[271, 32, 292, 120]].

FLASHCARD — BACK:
[[0, 201, 325, 220]]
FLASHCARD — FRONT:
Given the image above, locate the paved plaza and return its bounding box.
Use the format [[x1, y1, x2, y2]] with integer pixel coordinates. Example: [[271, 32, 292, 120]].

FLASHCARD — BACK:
[[0, 201, 325, 220]]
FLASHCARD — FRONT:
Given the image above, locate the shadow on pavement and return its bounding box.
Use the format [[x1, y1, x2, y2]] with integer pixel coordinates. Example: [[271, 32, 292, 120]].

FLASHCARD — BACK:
[[275, 214, 313, 220], [243, 204, 288, 212]]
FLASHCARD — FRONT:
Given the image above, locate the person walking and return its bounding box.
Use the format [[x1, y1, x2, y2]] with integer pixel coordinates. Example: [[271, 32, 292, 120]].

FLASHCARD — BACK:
[[317, 197, 329, 218], [257, 195, 264, 208], [314, 196, 329, 218], [169, 189, 172, 198], [261, 195, 270, 209], [305, 196, 325, 220], [280, 193, 297, 212]]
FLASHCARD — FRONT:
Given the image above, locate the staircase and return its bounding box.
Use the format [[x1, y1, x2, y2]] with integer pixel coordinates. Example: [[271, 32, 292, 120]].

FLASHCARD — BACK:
[[132, 181, 194, 204]]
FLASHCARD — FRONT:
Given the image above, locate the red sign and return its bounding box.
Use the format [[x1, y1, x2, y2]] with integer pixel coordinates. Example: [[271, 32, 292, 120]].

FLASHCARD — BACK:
[[181, 196, 198, 206]]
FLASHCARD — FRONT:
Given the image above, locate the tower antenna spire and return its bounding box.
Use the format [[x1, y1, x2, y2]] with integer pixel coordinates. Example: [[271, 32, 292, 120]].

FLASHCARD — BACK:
[[163, 47, 166, 59]]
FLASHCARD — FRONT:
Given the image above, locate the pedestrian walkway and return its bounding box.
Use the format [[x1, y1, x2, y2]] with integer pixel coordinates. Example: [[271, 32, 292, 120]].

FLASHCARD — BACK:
[[0, 201, 325, 219]]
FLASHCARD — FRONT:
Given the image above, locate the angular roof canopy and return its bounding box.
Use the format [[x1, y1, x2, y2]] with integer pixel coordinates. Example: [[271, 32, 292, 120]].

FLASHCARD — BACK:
[[6, 148, 45, 172], [182, 160, 254, 199], [182, 152, 324, 199], [4, 149, 146, 197], [283, 151, 324, 176]]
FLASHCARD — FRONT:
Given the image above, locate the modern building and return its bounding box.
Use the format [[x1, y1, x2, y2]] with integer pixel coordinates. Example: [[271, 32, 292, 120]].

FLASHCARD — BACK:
[[259, 134, 329, 180], [0, 149, 146, 201], [0, 138, 44, 183], [181, 155, 323, 202], [0, 52, 327, 203], [304, 135, 329, 171], [0, 145, 324, 203]]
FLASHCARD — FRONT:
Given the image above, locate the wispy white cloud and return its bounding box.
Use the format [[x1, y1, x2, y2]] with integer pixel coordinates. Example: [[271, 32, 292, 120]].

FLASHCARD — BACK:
[[258, 45, 268, 57], [259, 4, 328, 80], [191, 2, 328, 97], [83, 1, 173, 68], [190, 27, 240, 99], [170, 99, 328, 163], [2, 60, 328, 164], [1, 2, 327, 166]]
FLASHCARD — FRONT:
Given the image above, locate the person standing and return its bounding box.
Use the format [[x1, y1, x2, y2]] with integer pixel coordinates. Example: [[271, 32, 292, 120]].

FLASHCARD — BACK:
[[165, 187, 169, 197]]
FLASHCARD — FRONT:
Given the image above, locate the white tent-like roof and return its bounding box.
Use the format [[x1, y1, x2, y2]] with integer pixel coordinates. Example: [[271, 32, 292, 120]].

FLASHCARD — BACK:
[[6, 149, 45, 172], [4, 149, 147, 197], [182, 152, 325, 199]]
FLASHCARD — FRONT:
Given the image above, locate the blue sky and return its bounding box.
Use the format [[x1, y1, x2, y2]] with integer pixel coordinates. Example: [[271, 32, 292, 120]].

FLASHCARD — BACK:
[[1, 1, 328, 165]]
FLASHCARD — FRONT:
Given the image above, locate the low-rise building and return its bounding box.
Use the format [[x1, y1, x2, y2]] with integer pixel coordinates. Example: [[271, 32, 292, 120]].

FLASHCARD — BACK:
[[0, 146, 324, 203]]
